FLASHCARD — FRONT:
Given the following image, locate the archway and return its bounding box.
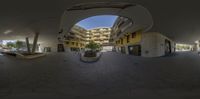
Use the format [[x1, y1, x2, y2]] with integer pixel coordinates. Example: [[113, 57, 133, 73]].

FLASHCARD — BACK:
[[58, 2, 153, 44]]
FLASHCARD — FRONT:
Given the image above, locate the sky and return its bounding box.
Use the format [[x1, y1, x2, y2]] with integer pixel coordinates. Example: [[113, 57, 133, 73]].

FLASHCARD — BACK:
[[76, 15, 118, 30]]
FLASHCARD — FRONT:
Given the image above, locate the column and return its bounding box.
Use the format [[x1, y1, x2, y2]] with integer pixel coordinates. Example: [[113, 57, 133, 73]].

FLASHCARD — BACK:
[[26, 37, 31, 53], [32, 32, 39, 53]]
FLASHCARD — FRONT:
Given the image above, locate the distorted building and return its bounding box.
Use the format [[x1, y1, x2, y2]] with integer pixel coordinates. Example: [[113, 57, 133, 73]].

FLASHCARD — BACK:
[[87, 27, 111, 45], [64, 26, 112, 51], [111, 17, 175, 57], [64, 25, 88, 51], [88, 27, 112, 52]]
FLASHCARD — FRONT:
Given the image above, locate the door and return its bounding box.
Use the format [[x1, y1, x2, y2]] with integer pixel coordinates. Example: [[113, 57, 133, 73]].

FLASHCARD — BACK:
[[165, 39, 171, 55], [57, 44, 65, 52], [121, 47, 126, 54], [128, 45, 141, 56]]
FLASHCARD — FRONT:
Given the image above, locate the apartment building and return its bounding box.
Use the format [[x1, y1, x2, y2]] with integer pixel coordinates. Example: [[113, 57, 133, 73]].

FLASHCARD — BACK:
[[111, 17, 175, 57], [87, 27, 111, 46], [64, 26, 112, 51], [64, 25, 88, 51]]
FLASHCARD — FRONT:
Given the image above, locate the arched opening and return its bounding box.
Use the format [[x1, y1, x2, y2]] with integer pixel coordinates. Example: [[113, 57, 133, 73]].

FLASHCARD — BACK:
[[57, 2, 165, 60], [63, 15, 134, 54]]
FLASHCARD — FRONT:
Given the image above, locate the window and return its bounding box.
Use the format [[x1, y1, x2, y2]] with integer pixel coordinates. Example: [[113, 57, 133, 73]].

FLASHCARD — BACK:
[[121, 38, 123, 44], [72, 42, 75, 45], [76, 42, 78, 46], [132, 32, 136, 38], [66, 41, 69, 45], [127, 35, 130, 43]]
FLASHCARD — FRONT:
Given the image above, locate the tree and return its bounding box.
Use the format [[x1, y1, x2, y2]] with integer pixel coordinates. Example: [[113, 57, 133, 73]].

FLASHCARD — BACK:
[[6, 42, 16, 48], [85, 41, 101, 51], [15, 40, 24, 50]]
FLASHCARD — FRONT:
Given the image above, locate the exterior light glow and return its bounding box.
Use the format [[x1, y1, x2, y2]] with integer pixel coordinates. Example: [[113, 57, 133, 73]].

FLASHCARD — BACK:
[[4, 30, 12, 35]]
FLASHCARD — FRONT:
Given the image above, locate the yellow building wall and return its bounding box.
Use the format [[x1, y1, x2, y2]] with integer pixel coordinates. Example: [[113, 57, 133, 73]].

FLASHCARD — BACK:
[[115, 31, 142, 47], [129, 31, 142, 44], [65, 40, 85, 49]]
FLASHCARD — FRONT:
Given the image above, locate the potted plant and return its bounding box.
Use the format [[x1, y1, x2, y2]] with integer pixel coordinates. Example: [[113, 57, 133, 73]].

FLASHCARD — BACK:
[[84, 41, 101, 57]]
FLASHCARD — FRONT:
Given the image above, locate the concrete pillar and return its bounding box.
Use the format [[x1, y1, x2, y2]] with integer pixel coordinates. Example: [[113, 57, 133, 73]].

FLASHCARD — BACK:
[[125, 45, 129, 55], [32, 32, 39, 53], [26, 37, 31, 53]]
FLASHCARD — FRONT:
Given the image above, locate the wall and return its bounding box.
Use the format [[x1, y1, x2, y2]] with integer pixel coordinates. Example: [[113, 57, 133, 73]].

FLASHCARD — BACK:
[[114, 31, 142, 54], [64, 40, 85, 49], [141, 32, 175, 57], [40, 41, 58, 52], [59, 3, 153, 43]]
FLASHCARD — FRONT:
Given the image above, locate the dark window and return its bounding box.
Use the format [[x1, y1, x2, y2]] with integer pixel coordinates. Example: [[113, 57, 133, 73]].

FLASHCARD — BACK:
[[121, 47, 126, 54], [127, 35, 130, 43], [128, 45, 141, 56], [66, 42, 69, 44], [72, 42, 74, 45], [132, 32, 136, 38], [76, 43, 78, 46], [121, 39, 123, 44]]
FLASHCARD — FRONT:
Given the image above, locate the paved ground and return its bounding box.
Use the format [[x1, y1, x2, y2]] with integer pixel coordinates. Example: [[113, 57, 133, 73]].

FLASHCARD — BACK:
[[0, 52, 200, 99]]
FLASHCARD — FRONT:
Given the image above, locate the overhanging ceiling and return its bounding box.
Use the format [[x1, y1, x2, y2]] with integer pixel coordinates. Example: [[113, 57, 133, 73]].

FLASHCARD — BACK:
[[0, 0, 199, 45]]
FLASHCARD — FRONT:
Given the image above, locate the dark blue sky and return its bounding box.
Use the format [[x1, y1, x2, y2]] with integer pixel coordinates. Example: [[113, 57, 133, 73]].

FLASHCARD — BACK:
[[76, 15, 118, 30]]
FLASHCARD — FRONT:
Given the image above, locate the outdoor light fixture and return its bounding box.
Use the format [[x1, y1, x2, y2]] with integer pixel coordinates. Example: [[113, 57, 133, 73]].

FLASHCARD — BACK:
[[4, 30, 12, 35]]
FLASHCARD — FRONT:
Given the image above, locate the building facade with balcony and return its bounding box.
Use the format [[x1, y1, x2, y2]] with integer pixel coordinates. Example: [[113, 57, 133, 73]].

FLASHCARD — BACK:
[[64, 25, 88, 51], [111, 17, 175, 57], [87, 27, 111, 46], [64, 26, 112, 51]]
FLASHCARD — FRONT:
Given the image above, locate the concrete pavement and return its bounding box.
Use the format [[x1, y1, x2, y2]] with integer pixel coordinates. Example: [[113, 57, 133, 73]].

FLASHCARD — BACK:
[[0, 52, 200, 99]]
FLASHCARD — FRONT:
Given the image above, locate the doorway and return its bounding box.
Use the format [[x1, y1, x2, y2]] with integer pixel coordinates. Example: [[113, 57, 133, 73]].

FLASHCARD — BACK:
[[128, 45, 141, 56], [165, 39, 171, 55], [121, 46, 126, 54]]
